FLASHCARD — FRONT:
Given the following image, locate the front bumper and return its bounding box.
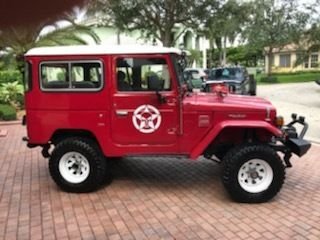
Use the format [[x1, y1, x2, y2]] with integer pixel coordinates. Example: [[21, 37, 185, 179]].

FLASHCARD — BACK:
[[285, 138, 311, 157], [273, 114, 311, 167], [282, 114, 311, 156]]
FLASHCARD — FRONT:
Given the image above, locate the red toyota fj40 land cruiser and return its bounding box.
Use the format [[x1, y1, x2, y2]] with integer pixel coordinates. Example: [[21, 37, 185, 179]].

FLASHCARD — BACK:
[[23, 45, 311, 203]]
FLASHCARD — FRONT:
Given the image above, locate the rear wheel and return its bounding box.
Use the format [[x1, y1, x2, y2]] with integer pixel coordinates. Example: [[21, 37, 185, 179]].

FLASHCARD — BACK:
[[49, 137, 108, 193], [222, 144, 285, 203]]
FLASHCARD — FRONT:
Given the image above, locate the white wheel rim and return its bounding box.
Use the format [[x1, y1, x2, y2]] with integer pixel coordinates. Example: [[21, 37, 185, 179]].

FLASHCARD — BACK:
[[59, 152, 90, 184], [238, 159, 273, 193]]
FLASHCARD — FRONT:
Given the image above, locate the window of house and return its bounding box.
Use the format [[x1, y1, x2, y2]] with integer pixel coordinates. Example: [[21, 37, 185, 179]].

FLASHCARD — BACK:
[[311, 54, 318, 68], [279, 54, 291, 68], [116, 57, 171, 91], [40, 61, 103, 91]]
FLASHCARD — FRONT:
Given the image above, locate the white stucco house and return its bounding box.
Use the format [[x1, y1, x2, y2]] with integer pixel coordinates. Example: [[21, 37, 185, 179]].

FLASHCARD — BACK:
[[80, 17, 209, 68], [265, 44, 320, 73]]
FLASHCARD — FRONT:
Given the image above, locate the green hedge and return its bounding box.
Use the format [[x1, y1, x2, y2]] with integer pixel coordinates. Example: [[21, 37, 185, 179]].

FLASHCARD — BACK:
[[0, 70, 22, 84], [0, 104, 17, 121], [271, 70, 320, 76], [258, 71, 320, 84], [260, 76, 278, 83]]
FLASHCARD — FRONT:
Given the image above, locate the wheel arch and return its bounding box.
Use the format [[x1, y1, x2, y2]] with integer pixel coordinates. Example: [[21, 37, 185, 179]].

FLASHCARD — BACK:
[[190, 120, 282, 159], [50, 129, 100, 147]]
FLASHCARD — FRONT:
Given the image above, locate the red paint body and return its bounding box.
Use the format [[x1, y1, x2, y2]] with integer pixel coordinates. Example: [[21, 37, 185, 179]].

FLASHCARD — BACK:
[[24, 52, 281, 159]]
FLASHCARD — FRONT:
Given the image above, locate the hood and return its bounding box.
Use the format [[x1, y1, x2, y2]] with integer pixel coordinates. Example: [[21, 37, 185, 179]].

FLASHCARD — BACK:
[[184, 92, 276, 113], [206, 79, 243, 84]]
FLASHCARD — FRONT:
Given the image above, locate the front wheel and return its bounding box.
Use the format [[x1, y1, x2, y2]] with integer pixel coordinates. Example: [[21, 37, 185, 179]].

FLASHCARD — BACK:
[[49, 137, 108, 193], [222, 144, 285, 203]]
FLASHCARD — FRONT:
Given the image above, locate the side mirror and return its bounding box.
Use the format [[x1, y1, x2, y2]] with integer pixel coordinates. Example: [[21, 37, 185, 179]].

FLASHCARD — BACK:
[[156, 91, 167, 104], [178, 51, 188, 70], [180, 83, 188, 96]]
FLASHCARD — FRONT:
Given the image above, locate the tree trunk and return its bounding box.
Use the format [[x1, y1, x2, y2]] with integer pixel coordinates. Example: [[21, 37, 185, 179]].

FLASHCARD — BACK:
[[222, 36, 227, 66], [266, 48, 273, 76], [161, 29, 173, 47], [116, 29, 120, 45], [16, 54, 25, 77], [215, 37, 222, 66], [208, 38, 215, 68]]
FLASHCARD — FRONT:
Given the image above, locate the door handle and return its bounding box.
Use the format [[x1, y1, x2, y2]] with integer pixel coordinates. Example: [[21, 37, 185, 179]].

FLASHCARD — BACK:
[[116, 110, 128, 116], [166, 98, 177, 106]]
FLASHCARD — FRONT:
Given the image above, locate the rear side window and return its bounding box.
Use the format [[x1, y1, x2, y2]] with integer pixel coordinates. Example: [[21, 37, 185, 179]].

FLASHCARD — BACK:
[[40, 61, 103, 91]]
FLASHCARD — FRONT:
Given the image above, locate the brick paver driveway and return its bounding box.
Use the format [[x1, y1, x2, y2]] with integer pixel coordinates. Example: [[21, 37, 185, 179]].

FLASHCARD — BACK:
[[1, 125, 320, 240]]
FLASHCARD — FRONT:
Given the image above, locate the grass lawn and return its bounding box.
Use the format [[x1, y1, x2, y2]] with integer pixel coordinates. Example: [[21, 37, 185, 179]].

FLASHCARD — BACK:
[[256, 72, 320, 84]]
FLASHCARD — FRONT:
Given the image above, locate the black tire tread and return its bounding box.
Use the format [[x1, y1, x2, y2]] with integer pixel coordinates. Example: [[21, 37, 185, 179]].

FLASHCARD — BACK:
[[222, 144, 285, 203], [49, 137, 108, 193]]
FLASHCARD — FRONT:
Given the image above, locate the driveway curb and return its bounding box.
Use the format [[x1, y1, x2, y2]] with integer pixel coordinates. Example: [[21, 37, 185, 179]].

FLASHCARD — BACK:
[[0, 120, 21, 126], [307, 137, 320, 145]]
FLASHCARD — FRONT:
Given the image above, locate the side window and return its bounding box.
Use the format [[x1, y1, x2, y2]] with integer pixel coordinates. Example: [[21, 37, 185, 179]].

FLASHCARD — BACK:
[[40, 61, 102, 90], [41, 63, 69, 89], [116, 57, 171, 91], [71, 62, 102, 89]]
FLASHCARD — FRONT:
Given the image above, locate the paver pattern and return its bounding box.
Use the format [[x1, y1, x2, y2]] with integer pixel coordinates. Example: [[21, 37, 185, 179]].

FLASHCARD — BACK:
[[0, 125, 320, 240]]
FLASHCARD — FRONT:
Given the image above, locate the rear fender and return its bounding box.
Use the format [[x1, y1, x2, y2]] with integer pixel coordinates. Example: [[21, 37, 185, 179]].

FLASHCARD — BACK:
[[189, 120, 282, 159]]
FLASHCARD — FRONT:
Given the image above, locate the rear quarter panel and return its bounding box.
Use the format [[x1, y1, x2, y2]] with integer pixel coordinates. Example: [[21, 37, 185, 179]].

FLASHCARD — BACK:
[[25, 56, 112, 152]]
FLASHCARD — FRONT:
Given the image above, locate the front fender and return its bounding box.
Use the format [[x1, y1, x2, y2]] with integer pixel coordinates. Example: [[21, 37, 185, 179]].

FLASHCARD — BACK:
[[189, 120, 282, 159]]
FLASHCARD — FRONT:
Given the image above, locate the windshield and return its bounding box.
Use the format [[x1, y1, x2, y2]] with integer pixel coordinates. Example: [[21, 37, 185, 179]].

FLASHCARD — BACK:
[[171, 53, 185, 86], [209, 68, 244, 81]]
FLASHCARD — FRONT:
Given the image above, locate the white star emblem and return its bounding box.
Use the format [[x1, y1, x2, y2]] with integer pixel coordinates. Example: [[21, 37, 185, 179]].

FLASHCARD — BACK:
[[132, 105, 161, 133]]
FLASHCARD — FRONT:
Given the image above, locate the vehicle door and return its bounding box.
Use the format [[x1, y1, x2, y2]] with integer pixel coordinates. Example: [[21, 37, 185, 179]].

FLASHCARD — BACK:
[[111, 55, 179, 149]]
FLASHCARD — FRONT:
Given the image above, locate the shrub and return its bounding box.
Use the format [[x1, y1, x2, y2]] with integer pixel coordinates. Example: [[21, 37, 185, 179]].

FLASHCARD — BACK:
[[260, 76, 278, 83], [15, 94, 25, 109], [0, 70, 22, 84], [0, 104, 17, 121], [0, 81, 24, 108]]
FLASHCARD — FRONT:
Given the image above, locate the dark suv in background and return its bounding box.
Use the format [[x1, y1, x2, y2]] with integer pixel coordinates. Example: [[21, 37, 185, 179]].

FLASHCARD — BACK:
[[206, 67, 256, 95]]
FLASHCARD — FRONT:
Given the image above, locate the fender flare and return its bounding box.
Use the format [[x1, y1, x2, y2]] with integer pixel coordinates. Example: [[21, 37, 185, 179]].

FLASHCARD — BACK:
[[189, 120, 282, 159]]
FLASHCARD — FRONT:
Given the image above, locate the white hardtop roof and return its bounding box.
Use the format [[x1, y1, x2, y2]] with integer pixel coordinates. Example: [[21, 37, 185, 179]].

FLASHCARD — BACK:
[[25, 44, 182, 56]]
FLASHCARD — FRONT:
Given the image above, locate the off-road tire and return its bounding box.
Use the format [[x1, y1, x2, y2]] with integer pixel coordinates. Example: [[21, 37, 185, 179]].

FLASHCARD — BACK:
[[222, 144, 285, 203], [49, 137, 108, 193]]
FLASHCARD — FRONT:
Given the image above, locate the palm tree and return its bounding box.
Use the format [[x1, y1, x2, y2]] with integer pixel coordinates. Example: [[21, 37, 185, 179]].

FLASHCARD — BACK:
[[0, 9, 100, 75]]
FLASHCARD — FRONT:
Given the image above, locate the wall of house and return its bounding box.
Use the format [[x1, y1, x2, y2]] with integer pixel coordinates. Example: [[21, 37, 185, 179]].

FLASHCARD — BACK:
[[266, 51, 320, 73]]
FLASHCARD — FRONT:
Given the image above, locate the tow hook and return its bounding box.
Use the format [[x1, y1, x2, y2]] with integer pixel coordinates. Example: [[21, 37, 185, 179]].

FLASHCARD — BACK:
[[283, 151, 292, 168]]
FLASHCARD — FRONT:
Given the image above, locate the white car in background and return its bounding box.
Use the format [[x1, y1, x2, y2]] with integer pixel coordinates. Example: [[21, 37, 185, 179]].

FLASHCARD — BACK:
[[184, 68, 208, 82]]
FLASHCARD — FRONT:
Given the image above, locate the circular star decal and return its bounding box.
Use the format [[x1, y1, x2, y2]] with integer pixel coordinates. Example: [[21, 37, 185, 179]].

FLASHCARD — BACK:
[[132, 105, 162, 133]]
